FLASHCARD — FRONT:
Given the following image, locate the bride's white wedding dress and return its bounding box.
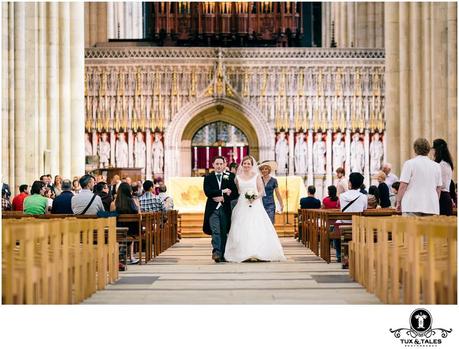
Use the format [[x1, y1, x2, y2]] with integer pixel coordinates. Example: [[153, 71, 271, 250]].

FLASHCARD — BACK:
[[224, 174, 286, 263]]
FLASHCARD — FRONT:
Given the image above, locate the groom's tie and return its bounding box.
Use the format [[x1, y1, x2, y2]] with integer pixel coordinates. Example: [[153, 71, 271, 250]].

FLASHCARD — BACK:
[[216, 173, 221, 182]]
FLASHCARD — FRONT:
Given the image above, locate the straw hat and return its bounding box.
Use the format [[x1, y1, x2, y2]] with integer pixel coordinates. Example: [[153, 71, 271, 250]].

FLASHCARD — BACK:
[[258, 160, 278, 171]]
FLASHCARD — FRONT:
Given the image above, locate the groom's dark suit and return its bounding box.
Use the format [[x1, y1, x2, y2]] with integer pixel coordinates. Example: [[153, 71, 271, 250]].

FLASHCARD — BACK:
[[203, 171, 238, 259]]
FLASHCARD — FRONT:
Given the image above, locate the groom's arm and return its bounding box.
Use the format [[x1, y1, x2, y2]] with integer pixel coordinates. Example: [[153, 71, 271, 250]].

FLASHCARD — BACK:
[[228, 177, 239, 201]]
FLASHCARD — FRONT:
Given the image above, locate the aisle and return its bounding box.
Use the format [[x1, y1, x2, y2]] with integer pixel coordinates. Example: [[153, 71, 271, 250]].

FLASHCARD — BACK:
[[84, 238, 381, 304]]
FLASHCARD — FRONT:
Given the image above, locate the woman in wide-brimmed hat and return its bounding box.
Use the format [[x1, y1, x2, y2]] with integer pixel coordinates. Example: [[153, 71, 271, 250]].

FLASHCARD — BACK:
[[258, 160, 283, 224]]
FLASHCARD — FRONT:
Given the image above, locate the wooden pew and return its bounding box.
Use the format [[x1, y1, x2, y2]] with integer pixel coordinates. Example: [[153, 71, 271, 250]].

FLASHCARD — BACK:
[[350, 215, 457, 304], [2, 216, 118, 304]]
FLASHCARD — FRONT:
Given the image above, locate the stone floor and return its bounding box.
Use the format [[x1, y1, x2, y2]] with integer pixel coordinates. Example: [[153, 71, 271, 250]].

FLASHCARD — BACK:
[[83, 238, 381, 304]]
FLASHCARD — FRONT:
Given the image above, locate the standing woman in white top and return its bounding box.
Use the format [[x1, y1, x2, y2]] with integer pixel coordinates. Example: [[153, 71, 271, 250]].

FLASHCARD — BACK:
[[432, 139, 454, 215]]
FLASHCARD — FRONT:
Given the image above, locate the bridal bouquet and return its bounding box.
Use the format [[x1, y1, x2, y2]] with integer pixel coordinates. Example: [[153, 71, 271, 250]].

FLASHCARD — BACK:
[[244, 189, 258, 207]]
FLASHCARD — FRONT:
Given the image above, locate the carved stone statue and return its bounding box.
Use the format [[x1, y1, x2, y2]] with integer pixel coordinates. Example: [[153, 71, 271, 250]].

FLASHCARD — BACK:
[[85, 133, 93, 157], [152, 132, 164, 174], [332, 132, 346, 172], [134, 132, 146, 171], [275, 132, 289, 174], [98, 132, 111, 168], [294, 132, 308, 175], [115, 132, 129, 168], [312, 132, 326, 175], [350, 133, 365, 173], [370, 132, 384, 174]]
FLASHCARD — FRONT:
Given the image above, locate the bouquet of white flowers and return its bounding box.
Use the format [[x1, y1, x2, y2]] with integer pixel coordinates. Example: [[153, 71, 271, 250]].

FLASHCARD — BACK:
[[244, 189, 258, 207]]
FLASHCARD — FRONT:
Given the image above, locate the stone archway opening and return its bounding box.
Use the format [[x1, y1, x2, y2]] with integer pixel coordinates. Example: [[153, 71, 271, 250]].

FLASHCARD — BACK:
[[179, 104, 260, 177]]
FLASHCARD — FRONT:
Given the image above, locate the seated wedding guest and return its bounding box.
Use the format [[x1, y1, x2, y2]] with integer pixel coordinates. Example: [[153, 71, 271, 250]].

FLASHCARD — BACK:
[[110, 182, 140, 264], [300, 186, 321, 209], [12, 184, 29, 211], [53, 175, 63, 197], [450, 180, 457, 208], [51, 179, 74, 214], [390, 181, 400, 207], [383, 163, 399, 188], [322, 185, 340, 209], [335, 167, 348, 196], [397, 138, 442, 216], [334, 173, 368, 262], [367, 185, 379, 209], [110, 175, 121, 196], [139, 180, 164, 212], [131, 184, 141, 210], [121, 176, 132, 186], [432, 138, 454, 215], [43, 187, 53, 212], [23, 181, 48, 215], [2, 186, 12, 211], [72, 174, 105, 215], [376, 171, 391, 208], [72, 178, 81, 195], [158, 184, 174, 210], [94, 181, 112, 212]]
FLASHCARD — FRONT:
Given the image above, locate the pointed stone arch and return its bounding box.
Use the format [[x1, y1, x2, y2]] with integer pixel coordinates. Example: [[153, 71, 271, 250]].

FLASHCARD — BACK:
[[164, 97, 274, 177]]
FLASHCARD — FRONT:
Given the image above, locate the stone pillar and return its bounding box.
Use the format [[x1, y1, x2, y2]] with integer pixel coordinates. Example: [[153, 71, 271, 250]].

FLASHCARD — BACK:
[[324, 2, 385, 48], [70, 2, 85, 177], [14, 3, 26, 190], [106, 1, 142, 40], [59, 2, 71, 178], [128, 129, 133, 167], [85, 2, 107, 47], [48, 3, 60, 176], [385, 2, 457, 174]]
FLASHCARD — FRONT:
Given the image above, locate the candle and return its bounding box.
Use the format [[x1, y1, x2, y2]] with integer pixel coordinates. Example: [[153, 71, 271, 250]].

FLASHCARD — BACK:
[[194, 146, 198, 169]]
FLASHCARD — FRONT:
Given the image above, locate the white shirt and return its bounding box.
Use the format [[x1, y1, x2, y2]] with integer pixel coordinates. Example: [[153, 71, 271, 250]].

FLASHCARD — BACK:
[[439, 160, 453, 192], [338, 189, 368, 223], [339, 189, 368, 213], [399, 156, 442, 214], [384, 172, 399, 188]]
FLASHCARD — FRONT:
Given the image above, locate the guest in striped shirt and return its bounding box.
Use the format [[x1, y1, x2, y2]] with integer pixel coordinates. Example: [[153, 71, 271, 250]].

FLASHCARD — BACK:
[[139, 180, 165, 212]]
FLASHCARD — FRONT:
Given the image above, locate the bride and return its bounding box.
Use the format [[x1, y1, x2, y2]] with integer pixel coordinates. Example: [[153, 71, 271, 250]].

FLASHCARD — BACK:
[[224, 156, 286, 263]]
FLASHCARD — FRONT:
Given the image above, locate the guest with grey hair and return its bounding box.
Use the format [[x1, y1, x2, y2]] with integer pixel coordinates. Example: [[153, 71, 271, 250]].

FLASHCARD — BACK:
[[51, 179, 74, 214]]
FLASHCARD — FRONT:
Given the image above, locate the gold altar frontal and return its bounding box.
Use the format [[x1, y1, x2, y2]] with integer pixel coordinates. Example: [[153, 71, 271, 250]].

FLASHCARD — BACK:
[[166, 176, 306, 237]]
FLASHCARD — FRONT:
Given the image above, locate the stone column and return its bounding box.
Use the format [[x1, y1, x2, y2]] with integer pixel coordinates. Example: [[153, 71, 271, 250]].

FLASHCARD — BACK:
[[70, 2, 85, 177], [128, 129, 133, 167], [48, 2, 59, 176], [14, 2, 26, 189], [2, 4, 11, 186], [60, 2, 71, 178], [385, 2, 457, 173], [324, 2, 385, 48], [107, 2, 114, 39], [85, 2, 107, 47]]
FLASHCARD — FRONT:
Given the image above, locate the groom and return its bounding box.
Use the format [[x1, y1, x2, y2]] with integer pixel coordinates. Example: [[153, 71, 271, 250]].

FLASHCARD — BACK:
[[203, 156, 238, 263]]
